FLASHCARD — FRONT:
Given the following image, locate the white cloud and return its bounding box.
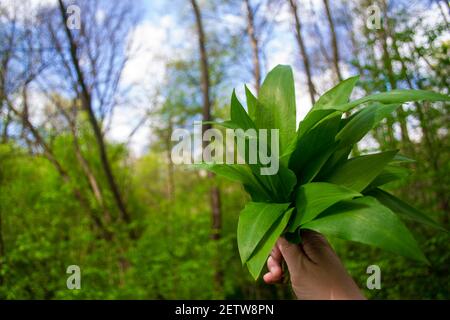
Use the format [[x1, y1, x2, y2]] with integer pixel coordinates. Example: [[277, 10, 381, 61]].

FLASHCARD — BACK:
[[109, 14, 190, 156]]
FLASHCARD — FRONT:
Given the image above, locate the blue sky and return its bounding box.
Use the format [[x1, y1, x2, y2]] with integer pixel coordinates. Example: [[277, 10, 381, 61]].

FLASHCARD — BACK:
[[12, 0, 449, 156]]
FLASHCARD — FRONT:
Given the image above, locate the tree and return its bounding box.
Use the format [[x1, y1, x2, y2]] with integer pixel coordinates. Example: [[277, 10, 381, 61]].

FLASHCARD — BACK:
[[0, 1, 113, 237], [190, 0, 223, 294], [376, 0, 412, 150], [56, 0, 134, 224], [322, 0, 343, 82], [244, 0, 262, 94], [288, 0, 317, 104]]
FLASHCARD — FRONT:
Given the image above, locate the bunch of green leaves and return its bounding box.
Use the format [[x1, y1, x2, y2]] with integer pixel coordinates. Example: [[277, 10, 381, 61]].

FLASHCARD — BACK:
[[198, 65, 449, 280]]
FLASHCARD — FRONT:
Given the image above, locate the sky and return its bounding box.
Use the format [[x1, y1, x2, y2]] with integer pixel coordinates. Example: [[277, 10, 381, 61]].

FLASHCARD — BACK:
[[111, 0, 335, 156], [6, 0, 449, 156], [113, 0, 448, 156]]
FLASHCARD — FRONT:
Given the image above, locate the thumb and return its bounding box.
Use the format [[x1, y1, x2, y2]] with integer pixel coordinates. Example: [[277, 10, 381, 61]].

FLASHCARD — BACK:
[[276, 237, 304, 271]]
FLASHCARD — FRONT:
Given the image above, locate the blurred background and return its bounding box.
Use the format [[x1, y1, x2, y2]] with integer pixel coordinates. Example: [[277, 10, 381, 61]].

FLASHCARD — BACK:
[[0, 0, 448, 299]]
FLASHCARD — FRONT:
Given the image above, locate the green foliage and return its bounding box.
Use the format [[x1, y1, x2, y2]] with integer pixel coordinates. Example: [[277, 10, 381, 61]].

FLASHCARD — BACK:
[[311, 75, 359, 110], [334, 89, 450, 112], [246, 208, 294, 280], [367, 188, 445, 231], [324, 150, 398, 192], [237, 202, 290, 263], [303, 196, 427, 263], [199, 65, 448, 279], [255, 65, 297, 156], [289, 182, 361, 227]]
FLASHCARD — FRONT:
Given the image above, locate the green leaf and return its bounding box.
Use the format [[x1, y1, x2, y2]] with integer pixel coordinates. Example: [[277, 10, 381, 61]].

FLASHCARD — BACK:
[[193, 163, 271, 201], [365, 165, 410, 190], [246, 208, 294, 279], [300, 141, 339, 184], [289, 114, 341, 182], [284, 109, 338, 165], [312, 75, 359, 110], [289, 182, 362, 231], [335, 89, 450, 113], [250, 164, 297, 203], [274, 166, 297, 201], [324, 150, 398, 192], [335, 103, 400, 148], [202, 120, 240, 129], [245, 85, 257, 121], [316, 145, 352, 180], [256, 65, 296, 156], [237, 202, 290, 264], [284, 228, 302, 244], [390, 154, 416, 164], [231, 90, 255, 130], [297, 109, 337, 139], [279, 137, 298, 166], [302, 196, 427, 263], [367, 188, 446, 231]]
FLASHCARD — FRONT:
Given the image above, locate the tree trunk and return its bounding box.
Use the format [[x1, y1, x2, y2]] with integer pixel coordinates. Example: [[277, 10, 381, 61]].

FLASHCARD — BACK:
[[244, 0, 261, 94], [166, 117, 175, 202], [323, 0, 360, 156], [322, 0, 343, 82], [55, 99, 113, 225], [289, 0, 316, 105], [396, 41, 449, 221], [340, 2, 362, 156], [190, 0, 223, 295], [341, 2, 365, 78], [0, 210, 4, 286], [308, 0, 332, 68], [4, 96, 112, 239], [1, 108, 10, 143], [58, 0, 131, 224], [378, 0, 412, 151], [71, 122, 112, 224]]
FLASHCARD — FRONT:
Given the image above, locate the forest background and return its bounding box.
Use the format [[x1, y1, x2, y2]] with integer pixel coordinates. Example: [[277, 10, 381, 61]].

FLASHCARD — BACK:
[[0, 0, 448, 299]]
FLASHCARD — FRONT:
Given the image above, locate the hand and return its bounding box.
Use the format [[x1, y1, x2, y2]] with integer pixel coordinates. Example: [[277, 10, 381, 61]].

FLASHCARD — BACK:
[[263, 230, 365, 300]]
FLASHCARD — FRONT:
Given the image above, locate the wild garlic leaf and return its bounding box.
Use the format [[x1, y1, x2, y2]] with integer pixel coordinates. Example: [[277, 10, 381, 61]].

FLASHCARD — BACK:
[[335, 89, 450, 113], [324, 150, 398, 192], [297, 109, 337, 139], [302, 196, 427, 263], [335, 103, 400, 148], [202, 120, 240, 129], [288, 182, 362, 230], [249, 164, 297, 203], [312, 75, 359, 110], [245, 85, 257, 122], [230, 90, 255, 130], [390, 154, 416, 164], [246, 207, 294, 280], [367, 188, 446, 231], [193, 163, 271, 201], [289, 114, 341, 182], [256, 65, 296, 156], [237, 202, 290, 264], [288, 184, 359, 233], [300, 141, 340, 184], [315, 145, 353, 180], [364, 165, 410, 191]]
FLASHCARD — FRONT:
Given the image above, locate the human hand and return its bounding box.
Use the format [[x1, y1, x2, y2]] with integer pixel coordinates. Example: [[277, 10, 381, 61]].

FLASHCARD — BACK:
[[263, 230, 365, 300]]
